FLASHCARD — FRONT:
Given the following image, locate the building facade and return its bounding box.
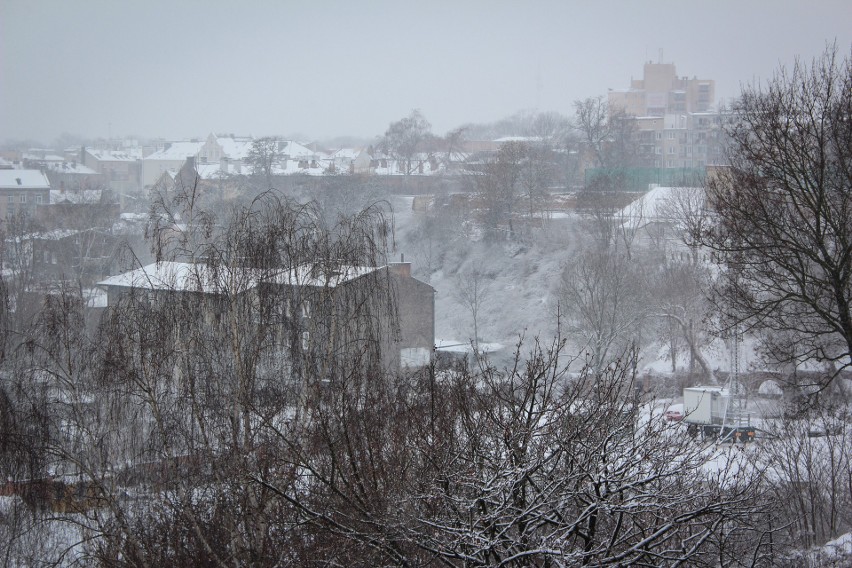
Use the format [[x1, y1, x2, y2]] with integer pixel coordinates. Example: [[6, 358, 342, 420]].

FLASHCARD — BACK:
[[0, 169, 51, 219], [609, 62, 715, 117], [98, 260, 435, 378], [610, 62, 727, 171]]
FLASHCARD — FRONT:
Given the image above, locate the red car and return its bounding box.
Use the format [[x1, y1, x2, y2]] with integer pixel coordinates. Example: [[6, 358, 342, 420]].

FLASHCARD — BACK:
[[664, 405, 684, 422]]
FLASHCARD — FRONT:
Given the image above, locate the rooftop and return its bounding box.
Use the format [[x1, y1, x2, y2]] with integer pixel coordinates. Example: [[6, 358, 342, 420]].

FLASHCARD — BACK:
[[0, 169, 51, 189]]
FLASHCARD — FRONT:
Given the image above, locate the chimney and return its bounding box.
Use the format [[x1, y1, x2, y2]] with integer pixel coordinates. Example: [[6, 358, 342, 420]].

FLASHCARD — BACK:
[[389, 254, 411, 278]]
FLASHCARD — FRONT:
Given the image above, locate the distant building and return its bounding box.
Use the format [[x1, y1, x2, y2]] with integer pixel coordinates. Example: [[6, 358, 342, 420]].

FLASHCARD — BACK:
[[98, 260, 435, 376], [609, 61, 727, 172], [0, 169, 51, 219], [30, 228, 121, 285], [141, 134, 253, 187], [609, 61, 715, 117], [81, 148, 142, 193]]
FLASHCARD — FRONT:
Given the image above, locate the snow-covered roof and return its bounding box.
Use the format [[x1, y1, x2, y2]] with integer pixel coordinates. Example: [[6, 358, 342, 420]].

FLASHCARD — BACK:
[[216, 137, 253, 160], [281, 140, 319, 159], [196, 163, 239, 179], [85, 149, 139, 162], [271, 264, 383, 288], [98, 261, 389, 294], [144, 141, 204, 161], [0, 169, 51, 189], [98, 261, 266, 295], [617, 186, 705, 229], [329, 148, 364, 160], [50, 189, 104, 204], [23, 152, 64, 162], [46, 161, 99, 175]]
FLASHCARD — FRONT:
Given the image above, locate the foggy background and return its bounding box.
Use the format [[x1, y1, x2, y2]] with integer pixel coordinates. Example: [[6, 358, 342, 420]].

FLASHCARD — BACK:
[[3, 0, 851, 144]]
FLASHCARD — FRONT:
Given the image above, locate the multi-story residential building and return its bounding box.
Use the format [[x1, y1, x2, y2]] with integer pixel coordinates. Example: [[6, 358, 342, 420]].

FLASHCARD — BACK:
[[609, 61, 715, 116], [97, 260, 435, 377], [0, 169, 51, 219], [608, 61, 727, 174], [81, 147, 142, 193], [30, 228, 121, 285]]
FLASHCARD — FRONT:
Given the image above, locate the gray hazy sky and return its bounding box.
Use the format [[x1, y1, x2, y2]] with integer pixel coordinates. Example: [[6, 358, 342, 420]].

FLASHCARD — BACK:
[[2, 0, 850, 145]]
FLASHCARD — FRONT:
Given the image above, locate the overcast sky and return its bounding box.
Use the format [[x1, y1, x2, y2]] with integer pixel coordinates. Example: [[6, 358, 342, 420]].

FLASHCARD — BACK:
[[2, 0, 850, 146]]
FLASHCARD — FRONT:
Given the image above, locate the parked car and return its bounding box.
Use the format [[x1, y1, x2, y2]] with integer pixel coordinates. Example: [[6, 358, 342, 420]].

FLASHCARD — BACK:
[[664, 404, 684, 422]]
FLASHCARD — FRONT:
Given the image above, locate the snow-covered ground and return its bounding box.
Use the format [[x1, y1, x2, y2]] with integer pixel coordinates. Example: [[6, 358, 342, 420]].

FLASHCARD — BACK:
[[391, 194, 769, 379]]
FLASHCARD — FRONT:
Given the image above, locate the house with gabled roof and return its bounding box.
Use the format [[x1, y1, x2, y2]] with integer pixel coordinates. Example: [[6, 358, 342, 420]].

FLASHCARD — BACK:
[[142, 141, 206, 188], [142, 134, 254, 188], [0, 169, 51, 219], [81, 148, 142, 193], [97, 259, 435, 377]]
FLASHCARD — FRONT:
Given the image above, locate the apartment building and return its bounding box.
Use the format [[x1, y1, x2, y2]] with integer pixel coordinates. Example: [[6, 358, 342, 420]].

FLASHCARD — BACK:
[[610, 61, 727, 171], [609, 61, 715, 116]]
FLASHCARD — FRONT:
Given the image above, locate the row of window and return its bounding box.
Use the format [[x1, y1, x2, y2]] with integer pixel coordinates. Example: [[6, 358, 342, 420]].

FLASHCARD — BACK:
[[653, 146, 711, 156], [6, 194, 44, 204], [652, 160, 707, 169]]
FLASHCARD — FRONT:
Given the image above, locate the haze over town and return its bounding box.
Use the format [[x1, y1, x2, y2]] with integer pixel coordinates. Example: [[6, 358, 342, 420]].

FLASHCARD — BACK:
[[2, 0, 851, 144], [1, 1, 852, 566]]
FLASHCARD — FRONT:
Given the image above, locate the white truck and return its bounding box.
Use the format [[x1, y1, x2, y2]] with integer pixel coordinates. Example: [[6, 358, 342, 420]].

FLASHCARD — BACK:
[[683, 386, 754, 442], [683, 386, 730, 425]]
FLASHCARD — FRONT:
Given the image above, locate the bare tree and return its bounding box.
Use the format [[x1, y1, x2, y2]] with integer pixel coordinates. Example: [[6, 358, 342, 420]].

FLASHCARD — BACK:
[[381, 109, 433, 176], [560, 249, 648, 376], [245, 136, 283, 189], [251, 338, 777, 566], [477, 140, 527, 239], [651, 261, 717, 382], [756, 397, 852, 555], [705, 44, 852, 387], [453, 262, 492, 353], [658, 186, 712, 265], [573, 96, 638, 171]]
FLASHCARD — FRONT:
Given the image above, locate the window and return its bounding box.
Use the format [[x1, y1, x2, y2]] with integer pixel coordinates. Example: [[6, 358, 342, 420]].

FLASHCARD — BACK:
[[7, 195, 13, 203], [302, 301, 311, 318], [655, 147, 662, 155], [667, 146, 675, 155], [35, 195, 43, 204], [301, 331, 310, 351], [20, 195, 27, 204], [51, 252, 57, 265], [667, 131, 675, 140]]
